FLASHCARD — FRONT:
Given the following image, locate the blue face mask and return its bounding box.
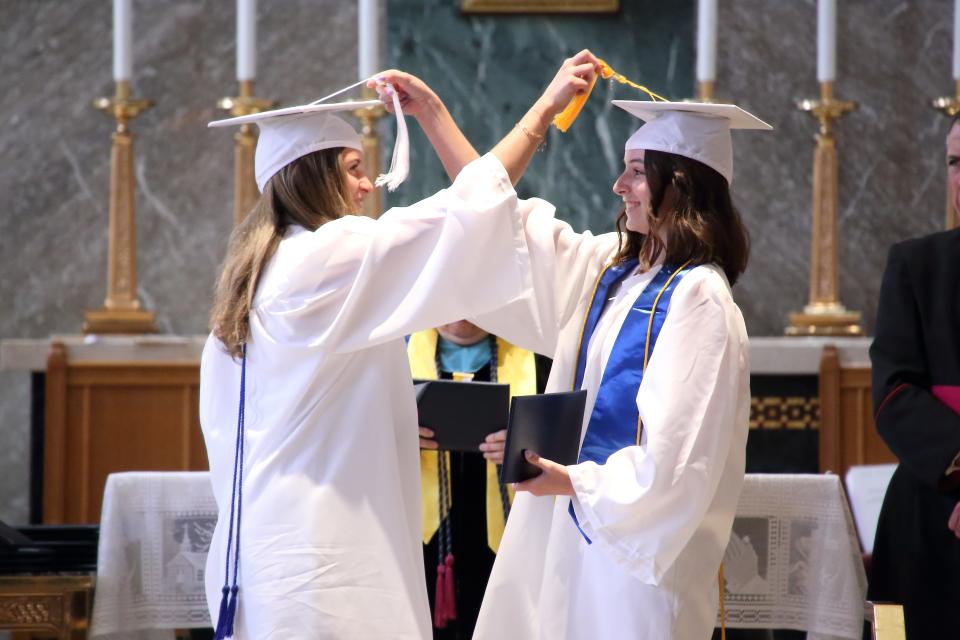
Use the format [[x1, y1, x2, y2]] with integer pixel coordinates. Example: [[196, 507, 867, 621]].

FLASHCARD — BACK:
[[436, 335, 493, 375]]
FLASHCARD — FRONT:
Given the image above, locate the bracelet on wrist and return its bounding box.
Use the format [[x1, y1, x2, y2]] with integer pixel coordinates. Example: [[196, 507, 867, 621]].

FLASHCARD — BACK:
[[514, 120, 547, 151]]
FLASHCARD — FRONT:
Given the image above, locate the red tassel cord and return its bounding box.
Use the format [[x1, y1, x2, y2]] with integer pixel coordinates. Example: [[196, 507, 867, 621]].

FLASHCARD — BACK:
[[442, 552, 457, 622], [433, 450, 458, 629], [433, 561, 448, 628]]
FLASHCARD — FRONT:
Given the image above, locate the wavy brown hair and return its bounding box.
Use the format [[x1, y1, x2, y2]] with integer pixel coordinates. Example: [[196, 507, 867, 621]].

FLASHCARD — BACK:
[[613, 150, 750, 286], [210, 148, 356, 358]]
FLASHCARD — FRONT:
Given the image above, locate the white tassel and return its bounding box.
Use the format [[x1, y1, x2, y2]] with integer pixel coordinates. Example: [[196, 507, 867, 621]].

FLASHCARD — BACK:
[[375, 83, 409, 192]]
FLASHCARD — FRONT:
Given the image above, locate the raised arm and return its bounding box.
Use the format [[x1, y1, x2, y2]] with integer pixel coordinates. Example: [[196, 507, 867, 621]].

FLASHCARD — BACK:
[[369, 70, 479, 181], [491, 49, 601, 184], [372, 52, 600, 186]]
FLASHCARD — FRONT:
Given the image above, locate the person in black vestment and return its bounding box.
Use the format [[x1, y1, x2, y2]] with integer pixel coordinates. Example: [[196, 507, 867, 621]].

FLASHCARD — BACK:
[[868, 113, 960, 640], [408, 320, 551, 640]]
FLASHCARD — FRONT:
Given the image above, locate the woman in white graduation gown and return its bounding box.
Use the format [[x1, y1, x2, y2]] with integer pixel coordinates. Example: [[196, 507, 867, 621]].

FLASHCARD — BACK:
[[198, 66, 598, 640], [469, 57, 772, 640]]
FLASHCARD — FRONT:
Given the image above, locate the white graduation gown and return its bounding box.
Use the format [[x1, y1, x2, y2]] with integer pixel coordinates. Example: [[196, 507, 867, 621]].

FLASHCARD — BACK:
[[199, 154, 531, 640], [471, 201, 750, 640]]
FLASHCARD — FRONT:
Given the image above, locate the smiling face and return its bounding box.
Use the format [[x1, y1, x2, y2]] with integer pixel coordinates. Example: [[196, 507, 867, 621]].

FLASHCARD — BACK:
[[340, 148, 374, 211], [612, 149, 651, 234], [948, 121, 960, 225]]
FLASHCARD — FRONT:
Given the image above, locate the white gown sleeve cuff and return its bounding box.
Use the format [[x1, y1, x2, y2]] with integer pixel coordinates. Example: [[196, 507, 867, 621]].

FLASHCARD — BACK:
[[567, 462, 659, 585]]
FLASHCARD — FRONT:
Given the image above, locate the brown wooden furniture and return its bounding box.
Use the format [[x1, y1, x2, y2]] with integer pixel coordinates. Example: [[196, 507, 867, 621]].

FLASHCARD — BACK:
[[42, 341, 206, 524], [818, 345, 897, 477], [0, 575, 92, 640]]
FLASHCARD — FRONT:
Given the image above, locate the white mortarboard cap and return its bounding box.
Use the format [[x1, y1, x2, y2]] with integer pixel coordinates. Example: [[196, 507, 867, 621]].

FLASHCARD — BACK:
[[612, 101, 772, 184], [209, 82, 409, 193]]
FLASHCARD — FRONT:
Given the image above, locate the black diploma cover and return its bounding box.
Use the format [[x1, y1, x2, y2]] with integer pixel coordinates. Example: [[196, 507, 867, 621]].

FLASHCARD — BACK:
[[500, 389, 588, 484], [414, 379, 510, 452]]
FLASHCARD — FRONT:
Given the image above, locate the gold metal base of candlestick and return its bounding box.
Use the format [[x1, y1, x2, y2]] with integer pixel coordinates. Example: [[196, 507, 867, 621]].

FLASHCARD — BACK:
[[682, 81, 726, 105], [931, 96, 960, 117], [217, 79, 275, 118], [93, 81, 153, 130], [931, 80, 960, 117], [82, 307, 157, 335], [85, 80, 156, 335], [697, 80, 715, 102], [354, 86, 387, 218], [218, 80, 275, 225], [786, 81, 862, 336], [797, 83, 856, 136], [786, 304, 863, 336], [932, 82, 960, 230]]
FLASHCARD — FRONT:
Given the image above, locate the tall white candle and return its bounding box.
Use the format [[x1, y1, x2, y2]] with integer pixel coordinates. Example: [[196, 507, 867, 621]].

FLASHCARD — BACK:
[[696, 0, 718, 83], [237, 0, 256, 81], [817, 0, 837, 83], [358, 0, 378, 79], [954, 0, 960, 79], [113, 0, 132, 82]]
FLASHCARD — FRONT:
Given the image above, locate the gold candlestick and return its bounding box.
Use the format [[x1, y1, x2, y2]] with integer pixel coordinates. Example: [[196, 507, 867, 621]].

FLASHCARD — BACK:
[[786, 81, 863, 336], [697, 80, 715, 102], [931, 79, 960, 231], [217, 80, 275, 226], [353, 86, 386, 218], [83, 81, 157, 334]]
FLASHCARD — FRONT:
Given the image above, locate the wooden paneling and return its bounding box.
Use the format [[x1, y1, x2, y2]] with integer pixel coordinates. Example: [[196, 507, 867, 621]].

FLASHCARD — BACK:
[[43, 341, 206, 524], [819, 345, 897, 477]]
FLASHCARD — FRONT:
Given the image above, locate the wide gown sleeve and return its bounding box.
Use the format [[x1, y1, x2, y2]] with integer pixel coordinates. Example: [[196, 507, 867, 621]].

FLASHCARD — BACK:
[[870, 242, 960, 488], [566, 269, 749, 585], [252, 153, 532, 354], [469, 199, 618, 357]]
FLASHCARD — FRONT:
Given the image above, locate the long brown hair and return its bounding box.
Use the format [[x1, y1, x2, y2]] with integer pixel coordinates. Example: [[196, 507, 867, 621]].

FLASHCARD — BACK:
[[210, 148, 356, 358], [614, 150, 750, 286]]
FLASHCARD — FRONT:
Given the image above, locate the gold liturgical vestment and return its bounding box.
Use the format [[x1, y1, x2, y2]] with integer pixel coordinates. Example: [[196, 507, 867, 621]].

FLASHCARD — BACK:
[[407, 329, 536, 551]]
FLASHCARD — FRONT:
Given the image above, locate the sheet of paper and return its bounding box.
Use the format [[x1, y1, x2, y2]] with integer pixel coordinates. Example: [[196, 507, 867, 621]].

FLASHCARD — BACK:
[[844, 464, 896, 554]]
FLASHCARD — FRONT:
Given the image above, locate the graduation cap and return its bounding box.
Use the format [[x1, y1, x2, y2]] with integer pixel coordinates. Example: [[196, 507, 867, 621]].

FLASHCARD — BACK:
[[209, 80, 409, 193], [612, 101, 772, 184]]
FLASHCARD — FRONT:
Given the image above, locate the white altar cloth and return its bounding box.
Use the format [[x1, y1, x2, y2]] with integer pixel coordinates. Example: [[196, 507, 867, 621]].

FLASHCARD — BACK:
[[90, 472, 866, 639], [90, 472, 217, 640], [721, 474, 867, 640]]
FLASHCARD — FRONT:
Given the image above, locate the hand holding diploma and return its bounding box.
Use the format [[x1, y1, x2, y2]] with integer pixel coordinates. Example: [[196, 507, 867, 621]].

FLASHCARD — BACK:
[[513, 450, 574, 497], [479, 429, 506, 463], [420, 426, 508, 463], [419, 426, 439, 450]]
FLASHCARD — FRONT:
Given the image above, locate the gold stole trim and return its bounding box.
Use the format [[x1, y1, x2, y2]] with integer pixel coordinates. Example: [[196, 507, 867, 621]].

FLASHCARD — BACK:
[[408, 329, 535, 552]]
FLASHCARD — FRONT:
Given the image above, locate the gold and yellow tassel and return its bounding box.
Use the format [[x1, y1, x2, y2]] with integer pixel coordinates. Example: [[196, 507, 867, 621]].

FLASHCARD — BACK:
[[552, 58, 668, 133]]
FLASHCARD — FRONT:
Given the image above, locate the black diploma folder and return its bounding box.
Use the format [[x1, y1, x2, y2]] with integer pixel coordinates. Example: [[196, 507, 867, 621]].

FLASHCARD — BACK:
[[500, 389, 588, 484], [414, 379, 510, 452]]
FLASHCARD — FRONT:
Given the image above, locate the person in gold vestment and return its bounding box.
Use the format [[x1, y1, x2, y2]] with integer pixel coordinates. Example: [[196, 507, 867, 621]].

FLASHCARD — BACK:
[[408, 320, 550, 640]]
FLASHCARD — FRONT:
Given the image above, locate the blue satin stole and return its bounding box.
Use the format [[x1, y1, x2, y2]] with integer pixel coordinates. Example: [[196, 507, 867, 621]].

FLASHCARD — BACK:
[[568, 259, 692, 543]]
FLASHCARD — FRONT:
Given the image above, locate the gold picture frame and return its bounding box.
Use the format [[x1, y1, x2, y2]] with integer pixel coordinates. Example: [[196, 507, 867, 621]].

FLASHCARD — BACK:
[[462, 0, 619, 14]]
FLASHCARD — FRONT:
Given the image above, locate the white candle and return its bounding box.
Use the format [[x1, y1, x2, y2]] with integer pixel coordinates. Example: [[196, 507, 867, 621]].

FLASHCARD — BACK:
[[954, 0, 960, 79], [358, 0, 379, 79], [817, 0, 837, 83], [237, 0, 256, 81], [696, 0, 717, 83], [113, 0, 132, 82]]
